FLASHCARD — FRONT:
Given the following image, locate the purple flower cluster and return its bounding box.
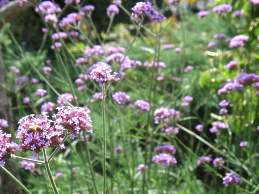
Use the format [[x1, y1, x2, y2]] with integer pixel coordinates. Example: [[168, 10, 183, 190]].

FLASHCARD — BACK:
[[152, 153, 177, 167], [91, 92, 105, 102], [218, 81, 244, 95], [153, 107, 180, 124], [131, 1, 165, 23], [181, 96, 193, 107], [213, 4, 232, 15], [21, 160, 36, 171], [197, 10, 209, 18], [195, 124, 204, 132], [87, 62, 119, 83], [0, 119, 8, 130], [197, 156, 212, 166], [236, 73, 259, 85], [59, 12, 84, 29], [154, 144, 176, 155], [35, 88, 47, 97], [64, 0, 80, 5], [81, 5, 95, 16], [212, 157, 225, 168], [134, 100, 150, 112], [218, 100, 230, 115], [17, 114, 61, 152], [55, 106, 92, 138], [162, 126, 180, 135], [136, 164, 148, 173], [142, 61, 166, 69], [229, 35, 249, 48], [41, 102, 55, 114], [239, 141, 248, 148], [250, 0, 259, 5], [112, 91, 130, 105], [223, 172, 241, 186], [233, 10, 243, 17], [209, 121, 228, 135], [107, 4, 119, 17], [57, 93, 76, 106], [225, 60, 238, 70], [0, 130, 17, 165]]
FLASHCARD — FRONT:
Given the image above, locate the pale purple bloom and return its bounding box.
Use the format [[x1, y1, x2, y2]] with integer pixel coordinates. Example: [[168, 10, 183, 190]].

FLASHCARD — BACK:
[[107, 4, 119, 17], [23, 97, 30, 105], [35, 1, 61, 15], [59, 12, 84, 29], [90, 92, 105, 102], [162, 44, 174, 50], [0, 130, 17, 165], [0, 119, 8, 130], [213, 4, 232, 15], [35, 88, 47, 97], [250, 0, 259, 5], [198, 10, 209, 17], [114, 145, 123, 153], [208, 41, 217, 48], [113, 0, 121, 5], [10, 66, 20, 75], [175, 47, 181, 53], [209, 121, 228, 135], [65, 0, 80, 5], [233, 10, 243, 17], [43, 66, 52, 75], [155, 144, 176, 155], [229, 35, 249, 48], [31, 78, 39, 84], [134, 100, 150, 112], [239, 141, 248, 148], [55, 106, 92, 138], [154, 107, 180, 124], [17, 114, 64, 152], [51, 42, 62, 50], [41, 102, 55, 114], [131, 1, 165, 23], [44, 14, 58, 24], [81, 5, 95, 15], [218, 81, 244, 95], [143, 61, 166, 69], [226, 60, 238, 70], [214, 33, 225, 40], [57, 93, 75, 105], [195, 124, 204, 132], [184, 65, 193, 72], [213, 157, 224, 168], [197, 156, 212, 166], [21, 160, 36, 171], [137, 164, 148, 173], [112, 92, 130, 105], [223, 172, 241, 186], [219, 100, 230, 108], [152, 153, 177, 167], [51, 32, 68, 41], [236, 73, 259, 85], [181, 96, 193, 107], [162, 126, 179, 135], [87, 62, 119, 83]]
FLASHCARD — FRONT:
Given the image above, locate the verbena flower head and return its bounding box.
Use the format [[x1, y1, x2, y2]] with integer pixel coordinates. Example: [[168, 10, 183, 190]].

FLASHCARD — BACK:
[[91, 92, 105, 102], [107, 4, 119, 17], [59, 12, 84, 29], [195, 124, 204, 132], [223, 172, 241, 186], [154, 107, 180, 124], [55, 106, 92, 138], [0, 119, 8, 130], [198, 10, 209, 17], [112, 91, 130, 105], [214, 33, 225, 40], [217, 81, 244, 95], [213, 4, 232, 15], [134, 100, 150, 112], [35, 1, 61, 15], [0, 130, 17, 166], [51, 32, 68, 41], [181, 96, 193, 107], [154, 144, 176, 155], [17, 114, 63, 152], [209, 121, 228, 135], [250, 0, 259, 5], [81, 5, 95, 16], [41, 102, 55, 114], [21, 160, 36, 171], [57, 93, 75, 106], [136, 164, 148, 173], [213, 157, 224, 168], [162, 126, 180, 135], [197, 156, 212, 166], [236, 73, 259, 85], [229, 35, 249, 48], [226, 60, 238, 70], [131, 1, 165, 23], [233, 10, 243, 17], [143, 61, 166, 69], [35, 88, 47, 97], [239, 141, 248, 148], [87, 62, 119, 83], [152, 153, 177, 167], [43, 66, 52, 75], [65, 0, 80, 5], [23, 96, 30, 105], [219, 100, 230, 108]]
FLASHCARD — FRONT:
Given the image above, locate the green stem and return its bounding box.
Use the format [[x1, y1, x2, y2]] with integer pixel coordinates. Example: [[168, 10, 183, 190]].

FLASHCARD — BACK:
[[11, 154, 44, 164], [43, 149, 60, 194], [106, 16, 114, 33], [102, 84, 107, 194], [0, 166, 32, 194]]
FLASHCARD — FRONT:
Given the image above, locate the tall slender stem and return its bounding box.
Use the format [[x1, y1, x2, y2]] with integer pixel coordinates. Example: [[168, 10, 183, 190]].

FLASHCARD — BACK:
[[43, 149, 60, 194], [102, 84, 107, 194], [0, 166, 32, 194]]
